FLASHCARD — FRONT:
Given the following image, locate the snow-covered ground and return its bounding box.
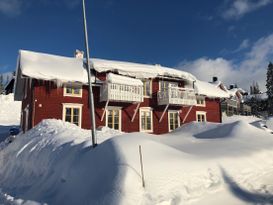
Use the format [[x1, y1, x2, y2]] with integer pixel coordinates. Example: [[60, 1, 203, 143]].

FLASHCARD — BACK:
[[0, 118, 273, 204], [1, 96, 273, 204], [0, 94, 21, 143]]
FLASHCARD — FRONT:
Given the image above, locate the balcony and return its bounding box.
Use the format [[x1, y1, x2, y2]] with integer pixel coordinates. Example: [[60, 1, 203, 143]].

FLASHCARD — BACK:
[[226, 98, 238, 108], [100, 83, 144, 103], [157, 87, 197, 106]]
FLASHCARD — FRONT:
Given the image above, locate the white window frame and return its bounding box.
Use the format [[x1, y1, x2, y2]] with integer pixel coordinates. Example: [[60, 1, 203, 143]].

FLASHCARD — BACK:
[[105, 106, 122, 131], [63, 83, 83, 98], [139, 107, 153, 133], [196, 96, 206, 107], [168, 110, 180, 132], [62, 103, 83, 127], [196, 111, 207, 122], [159, 80, 178, 91], [142, 79, 152, 98]]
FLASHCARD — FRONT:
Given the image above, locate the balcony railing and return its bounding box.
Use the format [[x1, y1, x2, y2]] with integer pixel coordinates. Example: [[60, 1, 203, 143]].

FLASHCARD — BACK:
[[226, 98, 238, 108], [157, 87, 197, 106], [100, 83, 144, 103]]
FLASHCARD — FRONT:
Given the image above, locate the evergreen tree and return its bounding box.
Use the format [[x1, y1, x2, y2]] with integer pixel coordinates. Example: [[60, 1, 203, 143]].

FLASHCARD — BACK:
[[266, 62, 273, 115]]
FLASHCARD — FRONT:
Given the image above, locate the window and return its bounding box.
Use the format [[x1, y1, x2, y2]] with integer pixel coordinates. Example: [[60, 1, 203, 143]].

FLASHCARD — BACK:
[[159, 81, 178, 91], [196, 111, 206, 122], [142, 79, 152, 97], [106, 107, 121, 131], [62, 104, 82, 127], [64, 84, 82, 97], [196, 96, 206, 106], [168, 111, 180, 131], [140, 108, 153, 132]]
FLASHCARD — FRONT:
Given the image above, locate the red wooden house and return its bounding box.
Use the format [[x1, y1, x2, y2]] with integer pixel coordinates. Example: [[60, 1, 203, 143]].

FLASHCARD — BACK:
[[14, 50, 230, 134]]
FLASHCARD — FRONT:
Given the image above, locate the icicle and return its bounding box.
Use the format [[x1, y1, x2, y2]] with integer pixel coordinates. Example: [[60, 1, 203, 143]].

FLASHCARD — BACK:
[[53, 79, 64, 88]]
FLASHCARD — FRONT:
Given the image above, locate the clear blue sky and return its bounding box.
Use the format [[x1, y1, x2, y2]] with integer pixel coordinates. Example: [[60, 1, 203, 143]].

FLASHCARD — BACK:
[[1, 0, 273, 80]]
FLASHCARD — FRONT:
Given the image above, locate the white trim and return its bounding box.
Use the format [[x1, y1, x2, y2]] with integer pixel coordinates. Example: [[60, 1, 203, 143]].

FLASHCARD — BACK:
[[168, 110, 180, 132], [196, 96, 206, 107], [196, 111, 207, 122], [63, 83, 83, 98], [62, 103, 82, 127], [139, 107, 153, 133], [105, 106, 122, 131]]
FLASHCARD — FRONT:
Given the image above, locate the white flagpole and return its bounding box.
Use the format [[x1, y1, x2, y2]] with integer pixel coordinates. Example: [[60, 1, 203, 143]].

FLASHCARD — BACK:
[[82, 0, 97, 148]]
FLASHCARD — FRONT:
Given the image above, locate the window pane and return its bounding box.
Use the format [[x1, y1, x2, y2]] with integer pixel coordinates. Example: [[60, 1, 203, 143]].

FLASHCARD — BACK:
[[141, 115, 145, 130], [108, 114, 113, 128], [114, 123, 119, 130], [66, 87, 72, 94], [73, 116, 79, 124], [147, 117, 151, 130], [66, 108, 71, 115], [73, 108, 79, 116], [65, 116, 71, 122], [74, 88, 80, 95]]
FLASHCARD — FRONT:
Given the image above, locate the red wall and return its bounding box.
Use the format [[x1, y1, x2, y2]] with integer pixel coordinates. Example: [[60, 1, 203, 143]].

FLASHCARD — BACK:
[[22, 77, 222, 134]]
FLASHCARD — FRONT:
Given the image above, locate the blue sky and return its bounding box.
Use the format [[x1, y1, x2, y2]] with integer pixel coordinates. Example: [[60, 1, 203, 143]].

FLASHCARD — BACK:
[[1, 0, 273, 90]]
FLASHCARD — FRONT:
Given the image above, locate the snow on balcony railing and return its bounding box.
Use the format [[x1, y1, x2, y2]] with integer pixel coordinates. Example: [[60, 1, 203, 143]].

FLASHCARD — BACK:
[[157, 87, 197, 106], [226, 98, 238, 108], [100, 83, 144, 103]]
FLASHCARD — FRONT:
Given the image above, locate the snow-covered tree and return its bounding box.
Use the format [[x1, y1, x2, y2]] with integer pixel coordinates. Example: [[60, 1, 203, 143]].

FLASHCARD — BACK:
[[266, 62, 273, 115]]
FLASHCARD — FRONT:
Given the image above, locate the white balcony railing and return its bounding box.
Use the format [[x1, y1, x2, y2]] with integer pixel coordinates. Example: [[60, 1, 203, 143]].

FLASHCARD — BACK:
[[226, 98, 238, 108], [100, 83, 144, 103], [157, 87, 197, 106]]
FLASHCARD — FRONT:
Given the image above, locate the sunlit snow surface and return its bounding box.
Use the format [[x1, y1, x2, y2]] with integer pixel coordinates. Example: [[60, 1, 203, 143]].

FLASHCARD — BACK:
[[1, 97, 273, 205]]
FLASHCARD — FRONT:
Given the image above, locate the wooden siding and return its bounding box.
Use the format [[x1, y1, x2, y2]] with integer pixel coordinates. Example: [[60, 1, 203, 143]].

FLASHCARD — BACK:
[[21, 76, 222, 134]]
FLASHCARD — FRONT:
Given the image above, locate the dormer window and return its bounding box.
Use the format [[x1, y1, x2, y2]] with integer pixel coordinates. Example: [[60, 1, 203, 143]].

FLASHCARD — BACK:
[[64, 83, 82, 97]]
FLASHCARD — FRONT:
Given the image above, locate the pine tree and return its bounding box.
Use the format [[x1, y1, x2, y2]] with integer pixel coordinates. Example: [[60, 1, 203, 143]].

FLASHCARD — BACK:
[[266, 62, 273, 115]]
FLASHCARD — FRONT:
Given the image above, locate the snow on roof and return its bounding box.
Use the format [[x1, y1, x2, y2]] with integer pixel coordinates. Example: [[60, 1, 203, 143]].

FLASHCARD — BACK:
[[18, 50, 196, 82], [19, 50, 89, 83], [91, 58, 196, 81], [195, 80, 230, 98], [107, 73, 143, 86], [228, 88, 246, 96]]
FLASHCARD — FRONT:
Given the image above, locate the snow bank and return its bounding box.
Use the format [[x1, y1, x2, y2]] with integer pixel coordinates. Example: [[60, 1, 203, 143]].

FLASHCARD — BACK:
[[0, 94, 21, 126], [266, 117, 273, 131], [1, 117, 273, 204]]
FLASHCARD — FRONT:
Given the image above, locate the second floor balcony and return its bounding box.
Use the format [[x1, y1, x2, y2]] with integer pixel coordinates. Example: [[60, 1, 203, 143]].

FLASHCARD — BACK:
[[100, 83, 144, 103], [226, 98, 238, 108], [157, 87, 197, 106]]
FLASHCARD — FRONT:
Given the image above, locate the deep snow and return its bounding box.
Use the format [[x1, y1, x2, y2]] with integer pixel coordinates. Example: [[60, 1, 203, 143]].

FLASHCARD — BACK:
[[0, 116, 273, 204], [1, 94, 273, 204], [0, 94, 21, 144]]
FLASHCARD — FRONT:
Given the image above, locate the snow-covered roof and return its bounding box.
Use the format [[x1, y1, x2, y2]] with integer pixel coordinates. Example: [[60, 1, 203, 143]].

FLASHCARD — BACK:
[[14, 50, 229, 100], [92, 58, 196, 81], [107, 73, 143, 86], [195, 80, 230, 98], [19, 50, 89, 83], [17, 50, 196, 82], [228, 88, 246, 97]]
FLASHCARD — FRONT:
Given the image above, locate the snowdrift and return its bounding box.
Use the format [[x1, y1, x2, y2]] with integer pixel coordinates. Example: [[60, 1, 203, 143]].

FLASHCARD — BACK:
[[0, 94, 21, 126], [1, 118, 273, 204]]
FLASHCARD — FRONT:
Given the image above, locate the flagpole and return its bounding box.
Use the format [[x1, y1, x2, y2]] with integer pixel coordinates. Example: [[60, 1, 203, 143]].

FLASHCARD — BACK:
[[82, 0, 97, 148]]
